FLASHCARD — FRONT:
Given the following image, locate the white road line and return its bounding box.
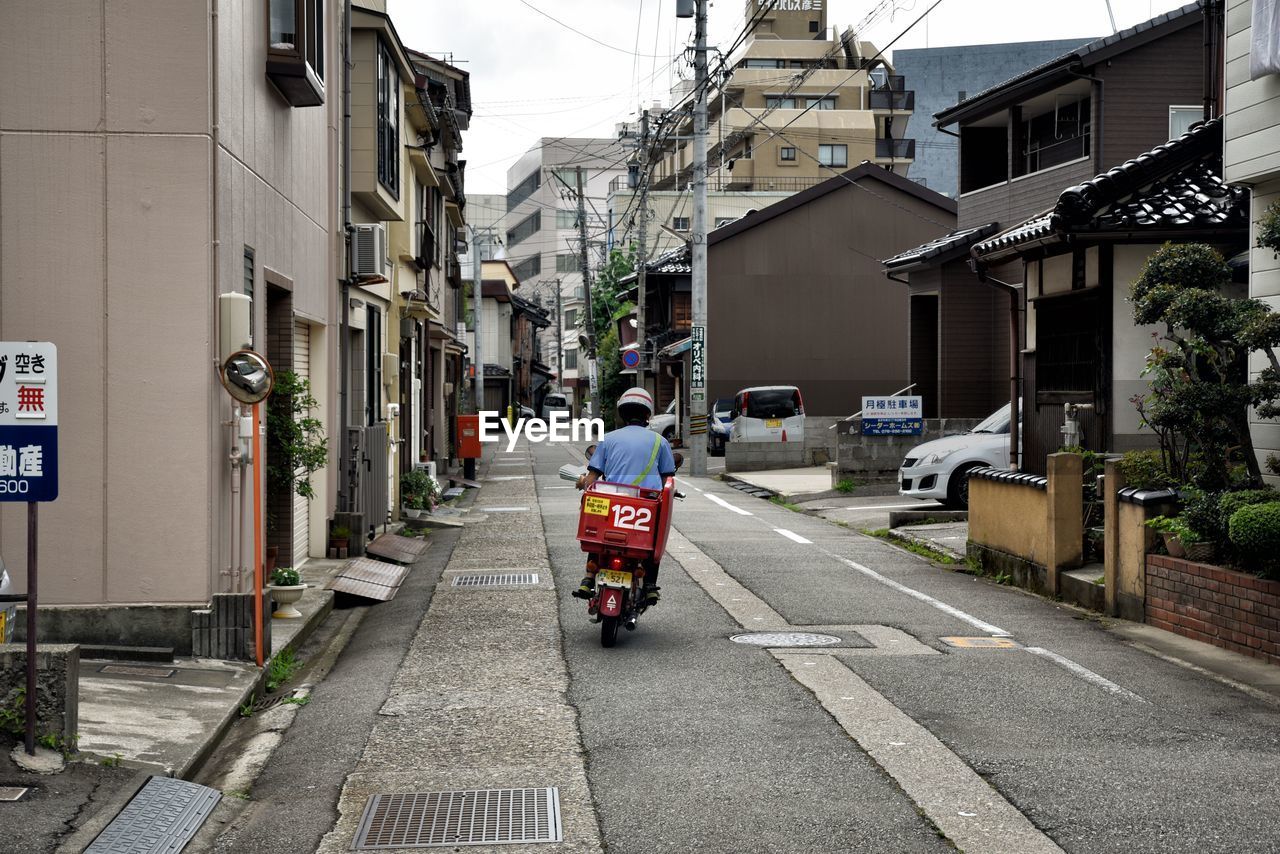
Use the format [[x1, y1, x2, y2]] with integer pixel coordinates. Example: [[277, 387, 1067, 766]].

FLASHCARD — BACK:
[[485, 476, 530, 481], [544, 486, 574, 490], [705, 493, 752, 516], [478, 506, 530, 512], [826, 552, 1011, 637], [840, 502, 943, 511], [1023, 647, 1147, 702], [774, 528, 812, 544]]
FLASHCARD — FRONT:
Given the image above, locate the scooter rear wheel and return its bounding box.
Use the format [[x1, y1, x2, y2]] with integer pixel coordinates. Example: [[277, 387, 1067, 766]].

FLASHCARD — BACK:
[[601, 615, 619, 647]]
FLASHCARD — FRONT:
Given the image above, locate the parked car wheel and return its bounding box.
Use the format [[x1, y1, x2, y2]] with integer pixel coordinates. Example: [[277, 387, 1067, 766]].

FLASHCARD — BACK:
[[662, 427, 675, 441], [946, 463, 983, 510]]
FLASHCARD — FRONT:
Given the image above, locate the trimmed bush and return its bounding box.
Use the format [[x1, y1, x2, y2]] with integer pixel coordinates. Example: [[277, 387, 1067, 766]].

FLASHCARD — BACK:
[[1218, 488, 1279, 530], [1228, 502, 1280, 572]]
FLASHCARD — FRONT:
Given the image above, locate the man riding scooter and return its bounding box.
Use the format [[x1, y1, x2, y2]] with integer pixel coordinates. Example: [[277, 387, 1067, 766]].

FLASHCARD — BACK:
[[573, 387, 677, 607]]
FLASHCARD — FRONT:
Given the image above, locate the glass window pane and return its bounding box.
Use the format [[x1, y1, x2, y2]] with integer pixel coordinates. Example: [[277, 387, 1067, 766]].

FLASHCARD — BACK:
[[270, 0, 296, 48], [1169, 107, 1200, 140]]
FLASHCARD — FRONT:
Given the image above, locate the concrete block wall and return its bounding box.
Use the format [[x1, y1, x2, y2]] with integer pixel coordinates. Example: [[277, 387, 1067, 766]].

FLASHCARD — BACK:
[[0, 643, 79, 748], [725, 442, 807, 472], [834, 418, 982, 480]]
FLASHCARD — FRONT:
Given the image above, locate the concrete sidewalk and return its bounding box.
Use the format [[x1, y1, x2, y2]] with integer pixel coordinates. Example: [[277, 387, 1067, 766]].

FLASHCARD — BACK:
[[887, 521, 969, 562], [722, 466, 839, 501]]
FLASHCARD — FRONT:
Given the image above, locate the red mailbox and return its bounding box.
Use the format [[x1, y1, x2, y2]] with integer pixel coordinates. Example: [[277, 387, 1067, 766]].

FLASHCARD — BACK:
[[457, 414, 482, 459]]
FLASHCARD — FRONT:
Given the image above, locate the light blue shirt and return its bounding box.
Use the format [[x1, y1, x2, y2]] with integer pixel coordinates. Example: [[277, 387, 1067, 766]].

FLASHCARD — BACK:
[[588, 425, 676, 490]]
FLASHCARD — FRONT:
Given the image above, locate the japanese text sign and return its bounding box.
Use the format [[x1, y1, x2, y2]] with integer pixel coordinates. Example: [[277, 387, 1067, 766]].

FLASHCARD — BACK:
[[0, 342, 58, 501], [690, 325, 706, 391], [861, 395, 923, 436]]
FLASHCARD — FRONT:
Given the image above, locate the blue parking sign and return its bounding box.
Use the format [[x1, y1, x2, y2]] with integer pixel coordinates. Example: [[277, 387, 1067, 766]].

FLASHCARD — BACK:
[[0, 342, 58, 502]]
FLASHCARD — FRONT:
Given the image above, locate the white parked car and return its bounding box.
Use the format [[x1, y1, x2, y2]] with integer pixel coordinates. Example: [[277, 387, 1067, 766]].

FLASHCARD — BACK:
[[730, 386, 805, 443], [648, 400, 678, 440], [898, 404, 1013, 509]]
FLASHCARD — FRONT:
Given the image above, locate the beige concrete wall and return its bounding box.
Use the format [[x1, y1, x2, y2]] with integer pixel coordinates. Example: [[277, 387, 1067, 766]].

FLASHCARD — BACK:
[[1, 0, 338, 606], [969, 479, 1049, 566]]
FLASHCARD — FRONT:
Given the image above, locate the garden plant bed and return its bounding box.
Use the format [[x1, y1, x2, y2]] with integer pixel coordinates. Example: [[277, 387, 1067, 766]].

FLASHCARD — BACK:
[[1145, 554, 1280, 665]]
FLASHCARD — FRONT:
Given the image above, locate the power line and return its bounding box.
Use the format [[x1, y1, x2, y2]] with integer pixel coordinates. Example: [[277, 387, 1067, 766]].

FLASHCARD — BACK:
[[516, 0, 671, 58]]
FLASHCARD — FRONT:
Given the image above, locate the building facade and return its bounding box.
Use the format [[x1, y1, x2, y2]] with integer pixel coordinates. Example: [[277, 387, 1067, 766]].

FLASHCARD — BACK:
[[1225, 0, 1280, 479], [891, 39, 1098, 196]]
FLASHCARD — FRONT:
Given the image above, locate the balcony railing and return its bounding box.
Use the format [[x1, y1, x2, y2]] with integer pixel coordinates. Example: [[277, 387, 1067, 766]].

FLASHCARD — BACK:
[[869, 89, 915, 111], [875, 138, 916, 159]]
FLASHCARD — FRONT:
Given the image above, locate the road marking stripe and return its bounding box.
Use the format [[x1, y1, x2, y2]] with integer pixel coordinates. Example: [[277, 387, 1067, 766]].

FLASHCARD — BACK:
[[705, 493, 752, 515], [779, 654, 1065, 854], [1023, 647, 1146, 702], [774, 528, 812, 544], [825, 552, 1011, 637]]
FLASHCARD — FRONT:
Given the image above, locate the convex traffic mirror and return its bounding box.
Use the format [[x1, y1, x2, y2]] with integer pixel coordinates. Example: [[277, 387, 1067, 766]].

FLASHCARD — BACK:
[[220, 349, 274, 404]]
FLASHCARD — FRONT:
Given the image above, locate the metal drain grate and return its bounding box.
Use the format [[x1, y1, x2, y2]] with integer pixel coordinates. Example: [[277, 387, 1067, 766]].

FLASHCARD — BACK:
[[452, 572, 540, 588], [353, 788, 562, 849], [730, 632, 843, 647], [97, 665, 176, 679], [84, 775, 220, 854]]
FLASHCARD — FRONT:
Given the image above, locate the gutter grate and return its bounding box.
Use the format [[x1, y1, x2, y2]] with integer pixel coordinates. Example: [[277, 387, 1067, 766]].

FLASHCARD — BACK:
[[451, 572, 540, 588], [353, 787, 562, 849]]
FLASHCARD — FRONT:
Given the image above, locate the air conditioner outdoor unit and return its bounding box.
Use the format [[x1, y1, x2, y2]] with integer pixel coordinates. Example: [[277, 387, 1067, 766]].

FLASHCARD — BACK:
[[353, 224, 387, 279]]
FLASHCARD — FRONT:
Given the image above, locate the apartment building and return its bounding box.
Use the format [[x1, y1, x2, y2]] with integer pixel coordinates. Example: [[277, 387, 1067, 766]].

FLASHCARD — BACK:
[[504, 139, 627, 412], [651, 0, 914, 195]]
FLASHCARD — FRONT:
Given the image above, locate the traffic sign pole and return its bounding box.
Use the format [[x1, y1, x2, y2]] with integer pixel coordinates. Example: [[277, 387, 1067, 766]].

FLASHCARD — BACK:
[[25, 501, 36, 755]]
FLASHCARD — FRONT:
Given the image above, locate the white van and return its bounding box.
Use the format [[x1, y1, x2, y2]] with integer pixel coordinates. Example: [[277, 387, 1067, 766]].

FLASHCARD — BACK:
[[730, 386, 805, 443], [541, 393, 570, 421]]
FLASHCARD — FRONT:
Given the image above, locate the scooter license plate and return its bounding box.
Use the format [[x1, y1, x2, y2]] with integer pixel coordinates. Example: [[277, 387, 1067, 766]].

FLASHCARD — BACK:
[[598, 569, 632, 587]]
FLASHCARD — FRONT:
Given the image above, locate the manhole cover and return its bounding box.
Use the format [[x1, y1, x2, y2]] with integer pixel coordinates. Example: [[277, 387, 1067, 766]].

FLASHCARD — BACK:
[[730, 632, 842, 647], [0, 787, 29, 801], [940, 636, 1022, 649], [452, 572, 540, 588], [84, 776, 220, 854], [353, 788, 562, 849]]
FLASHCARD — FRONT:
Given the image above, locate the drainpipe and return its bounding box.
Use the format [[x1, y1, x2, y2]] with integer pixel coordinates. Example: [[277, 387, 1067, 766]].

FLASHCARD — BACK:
[[1066, 66, 1103, 174], [339, 0, 353, 510]]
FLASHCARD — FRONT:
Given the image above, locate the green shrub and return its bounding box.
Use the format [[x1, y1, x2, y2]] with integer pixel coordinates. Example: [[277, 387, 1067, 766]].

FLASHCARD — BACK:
[[1146, 514, 1206, 544], [1217, 488, 1279, 528], [1228, 501, 1280, 572], [270, 566, 301, 586], [1180, 490, 1224, 547], [1115, 450, 1174, 491]]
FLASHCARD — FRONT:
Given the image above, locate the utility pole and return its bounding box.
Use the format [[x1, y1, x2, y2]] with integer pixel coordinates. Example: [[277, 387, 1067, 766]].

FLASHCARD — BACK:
[[689, 0, 710, 475], [555, 280, 563, 393], [634, 109, 651, 395], [576, 166, 601, 417]]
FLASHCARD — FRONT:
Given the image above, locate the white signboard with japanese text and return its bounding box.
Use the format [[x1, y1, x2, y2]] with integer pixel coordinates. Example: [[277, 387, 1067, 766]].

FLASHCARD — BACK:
[[0, 342, 58, 501], [759, 0, 823, 9], [861, 394, 923, 436]]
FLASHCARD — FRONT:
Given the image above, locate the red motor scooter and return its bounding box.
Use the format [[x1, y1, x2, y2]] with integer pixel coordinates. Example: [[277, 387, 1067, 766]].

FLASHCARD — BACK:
[[564, 449, 683, 647]]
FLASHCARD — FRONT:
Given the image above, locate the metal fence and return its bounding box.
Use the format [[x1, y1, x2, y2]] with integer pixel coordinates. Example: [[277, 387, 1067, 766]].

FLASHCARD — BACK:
[[347, 423, 390, 537]]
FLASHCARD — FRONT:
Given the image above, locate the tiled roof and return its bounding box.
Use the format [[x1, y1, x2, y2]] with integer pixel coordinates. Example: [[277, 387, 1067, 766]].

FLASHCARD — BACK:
[[882, 223, 1000, 271], [649, 245, 691, 275], [972, 118, 1246, 259], [935, 3, 1200, 126]]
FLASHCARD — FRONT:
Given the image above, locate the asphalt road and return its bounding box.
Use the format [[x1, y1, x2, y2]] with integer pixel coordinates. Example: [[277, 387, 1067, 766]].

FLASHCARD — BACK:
[[531, 442, 1280, 853], [183, 440, 1280, 853]]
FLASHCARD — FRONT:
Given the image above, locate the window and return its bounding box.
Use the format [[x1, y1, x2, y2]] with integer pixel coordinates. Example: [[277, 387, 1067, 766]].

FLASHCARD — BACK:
[[512, 255, 541, 281], [267, 0, 324, 106], [376, 39, 400, 196], [1018, 96, 1090, 177], [556, 253, 579, 273], [1036, 295, 1100, 396], [1169, 106, 1201, 140], [506, 210, 541, 248], [818, 144, 847, 167], [672, 216, 690, 231], [809, 20, 820, 33], [957, 90, 967, 102], [550, 167, 579, 189], [745, 59, 785, 69], [508, 169, 540, 211], [416, 182, 436, 267], [564, 308, 578, 329], [366, 304, 382, 425], [564, 349, 578, 370], [556, 210, 578, 230], [243, 247, 255, 343], [779, 146, 796, 162], [806, 97, 835, 110], [766, 96, 797, 109]]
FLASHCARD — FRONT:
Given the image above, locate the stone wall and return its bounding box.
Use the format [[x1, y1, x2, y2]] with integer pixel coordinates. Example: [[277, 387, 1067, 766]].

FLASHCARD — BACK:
[[833, 418, 982, 481], [0, 643, 79, 748], [725, 442, 806, 472], [1146, 556, 1280, 665], [15, 603, 197, 655]]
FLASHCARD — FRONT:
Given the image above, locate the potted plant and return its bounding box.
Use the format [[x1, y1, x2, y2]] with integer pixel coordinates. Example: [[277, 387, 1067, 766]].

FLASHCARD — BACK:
[[1146, 515, 1213, 561], [401, 470, 438, 518], [329, 525, 352, 559], [268, 566, 306, 619]]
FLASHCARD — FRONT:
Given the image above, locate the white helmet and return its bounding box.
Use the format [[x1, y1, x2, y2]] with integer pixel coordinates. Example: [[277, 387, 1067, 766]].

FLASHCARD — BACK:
[[616, 387, 655, 417]]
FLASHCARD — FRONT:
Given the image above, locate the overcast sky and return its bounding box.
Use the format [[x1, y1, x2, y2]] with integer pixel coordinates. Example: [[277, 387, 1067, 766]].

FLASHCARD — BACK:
[[386, 0, 1193, 194]]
